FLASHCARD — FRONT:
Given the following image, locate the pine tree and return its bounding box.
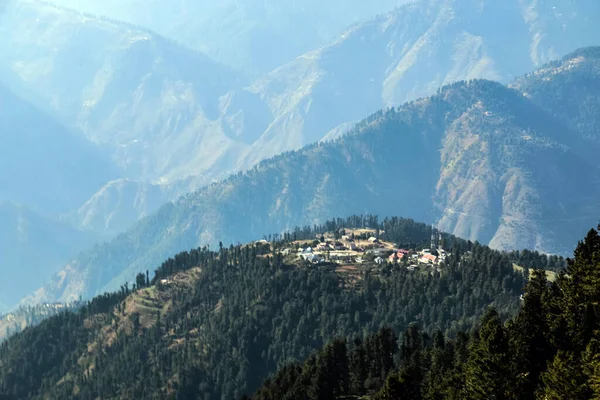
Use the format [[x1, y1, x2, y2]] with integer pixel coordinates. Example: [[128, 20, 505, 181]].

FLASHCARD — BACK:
[[508, 269, 552, 399], [539, 350, 592, 399], [465, 308, 512, 399], [561, 227, 600, 351], [349, 338, 367, 395], [423, 331, 454, 400], [373, 372, 406, 400]]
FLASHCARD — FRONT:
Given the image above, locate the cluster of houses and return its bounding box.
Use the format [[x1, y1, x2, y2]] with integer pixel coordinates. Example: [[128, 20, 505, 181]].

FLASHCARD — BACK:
[[291, 232, 450, 270], [296, 234, 384, 262], [387, 248, 448, 266]]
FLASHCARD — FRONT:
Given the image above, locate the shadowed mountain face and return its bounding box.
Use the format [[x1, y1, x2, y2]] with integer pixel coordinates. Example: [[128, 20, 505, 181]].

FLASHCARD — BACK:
[[0, 202, 97, 312], [0, 82, 109, 311], [0, 83, 115, 214], [22, 48, 600, 306]]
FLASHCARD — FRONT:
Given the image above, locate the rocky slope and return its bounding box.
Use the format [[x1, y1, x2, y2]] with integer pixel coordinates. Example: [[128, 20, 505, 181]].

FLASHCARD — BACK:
[[239, 0, 600, 168], [22, 48, 600, 305]]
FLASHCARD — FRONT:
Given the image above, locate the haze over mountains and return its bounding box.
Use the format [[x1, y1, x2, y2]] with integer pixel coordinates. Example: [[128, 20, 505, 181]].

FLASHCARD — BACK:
[[2, 1, 600, 397], [21, 48, 600, 307], [1, 0, 599, 311], [0, 202, 97, 310], [46, 0, 407, 74], [2, 0, 599, 236], [0, 83, 115, 215]]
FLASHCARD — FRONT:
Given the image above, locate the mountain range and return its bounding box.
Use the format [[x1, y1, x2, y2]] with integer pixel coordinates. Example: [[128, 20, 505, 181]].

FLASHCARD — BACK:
[[1, 0, 600, 311], [20, 47, 600, 306], [45, 0, 407, 74], [1, 1, 600, 397], [2, 0, 600, 240]]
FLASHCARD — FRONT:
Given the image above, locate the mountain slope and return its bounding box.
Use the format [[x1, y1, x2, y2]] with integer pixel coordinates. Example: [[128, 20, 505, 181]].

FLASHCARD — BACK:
[[0, 83, 116, 214], [23, 48, 600, 305], [510, 46, 600, 150], [0, 202, 97, 312]]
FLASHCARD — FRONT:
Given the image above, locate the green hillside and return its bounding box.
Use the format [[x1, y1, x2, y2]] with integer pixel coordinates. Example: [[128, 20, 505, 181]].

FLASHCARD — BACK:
[[0, 216, 537, 399], [248, 223, 600, 400]]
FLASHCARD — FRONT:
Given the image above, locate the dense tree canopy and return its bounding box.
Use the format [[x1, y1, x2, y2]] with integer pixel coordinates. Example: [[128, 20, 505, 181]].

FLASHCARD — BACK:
[[248, 222, 600, 399]]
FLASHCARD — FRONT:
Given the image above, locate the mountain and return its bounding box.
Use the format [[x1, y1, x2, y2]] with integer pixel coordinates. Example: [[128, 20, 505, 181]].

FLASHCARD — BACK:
[[45, 0, 407, 74], [0, 0, 247, 182], [0, 216, 530, 399], [4, 0, 599, 182], [0, 82, 116, 214], [3, 0, 599, 237], [240, 0, 600, 162], [22, 48, 600, 305], [0, 202, 97, 313]]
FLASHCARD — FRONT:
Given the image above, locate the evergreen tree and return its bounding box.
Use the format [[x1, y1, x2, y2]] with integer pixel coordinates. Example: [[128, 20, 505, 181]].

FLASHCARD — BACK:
[[508, 269, 552, 399], [539, 350, 592, 399], [465, 308, 512, 399]]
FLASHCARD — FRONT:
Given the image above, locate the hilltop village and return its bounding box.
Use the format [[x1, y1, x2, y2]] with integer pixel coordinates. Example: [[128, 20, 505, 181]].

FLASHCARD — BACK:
[[279, 228, 448, 267], [254, 228, 451, 288]]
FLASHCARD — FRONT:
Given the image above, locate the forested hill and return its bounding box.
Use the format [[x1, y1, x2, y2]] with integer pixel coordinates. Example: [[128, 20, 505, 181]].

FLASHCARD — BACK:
[[24, 47, 600, 306], [0, 216, 542, 399], [248, 223, 600, 400]]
